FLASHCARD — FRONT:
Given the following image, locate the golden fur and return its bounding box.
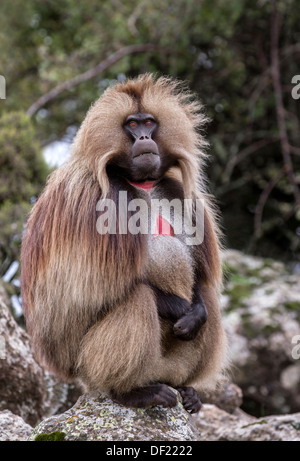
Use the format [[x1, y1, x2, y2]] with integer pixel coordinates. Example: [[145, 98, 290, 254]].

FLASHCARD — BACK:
[[21, 74, 228, 395]]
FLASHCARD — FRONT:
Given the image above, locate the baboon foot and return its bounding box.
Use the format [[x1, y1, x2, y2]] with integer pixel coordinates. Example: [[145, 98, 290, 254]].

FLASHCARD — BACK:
[[176, 386, 202, 413], [110, 383, 177, 409]]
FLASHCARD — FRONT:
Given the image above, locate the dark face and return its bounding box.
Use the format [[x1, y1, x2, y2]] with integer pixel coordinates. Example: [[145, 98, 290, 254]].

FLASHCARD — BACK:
[[107, 113, 176, 183]]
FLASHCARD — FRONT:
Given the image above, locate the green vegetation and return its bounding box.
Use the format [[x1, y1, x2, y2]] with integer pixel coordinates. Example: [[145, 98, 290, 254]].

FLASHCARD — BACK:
[[34, 431, 66, 441], [0, 111, 49, 276]]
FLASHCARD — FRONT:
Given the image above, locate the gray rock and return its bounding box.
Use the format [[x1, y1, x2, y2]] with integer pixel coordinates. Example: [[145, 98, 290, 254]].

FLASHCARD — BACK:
[[221, 249, 300, 415], [0, 286, 46, 426], [29, 390, 300, 441], [29, 390, 199, 441], [198, 380, 243, 414], [0, 282, 84, 426], [0, 410, 33, 441], [194, 404, 300, 441]]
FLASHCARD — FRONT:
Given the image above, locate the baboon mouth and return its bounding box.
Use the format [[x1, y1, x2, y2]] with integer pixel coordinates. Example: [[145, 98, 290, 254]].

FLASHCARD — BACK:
[[133, 151, 159, 159], [128, 179, 157, 192]]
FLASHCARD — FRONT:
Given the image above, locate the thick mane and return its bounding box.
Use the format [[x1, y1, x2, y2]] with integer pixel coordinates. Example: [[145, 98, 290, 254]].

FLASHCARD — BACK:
[[71, 74, 209, 201]]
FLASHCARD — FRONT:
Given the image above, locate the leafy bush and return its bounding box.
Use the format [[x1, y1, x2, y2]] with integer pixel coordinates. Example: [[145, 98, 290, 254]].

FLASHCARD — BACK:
[[0, 111, 49, 275]]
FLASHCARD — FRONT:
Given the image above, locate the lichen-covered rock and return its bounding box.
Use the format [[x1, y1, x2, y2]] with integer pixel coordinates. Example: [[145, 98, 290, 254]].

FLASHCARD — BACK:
[[29, 390, 199, 441], [43, 372, 84, 420], [0, 286, 46, 426], [0, 410, 33, 441], [198, 380, 243, 414], [0, 282, 83, 426], [221, 249, 300, 415], [194, 404, 300, 441]]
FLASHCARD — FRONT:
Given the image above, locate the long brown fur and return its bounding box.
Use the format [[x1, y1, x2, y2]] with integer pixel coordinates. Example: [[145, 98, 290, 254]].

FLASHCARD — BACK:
[[21, 74, 228, 396]]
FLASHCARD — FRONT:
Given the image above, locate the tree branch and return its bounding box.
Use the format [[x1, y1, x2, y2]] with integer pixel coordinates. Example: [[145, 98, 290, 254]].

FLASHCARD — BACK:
[[26, 44, 163, 117], [254, 169, 284, 239], [270, 1, 300, 207], [224, 137, 279, 181], [290, 145, 300, 157]]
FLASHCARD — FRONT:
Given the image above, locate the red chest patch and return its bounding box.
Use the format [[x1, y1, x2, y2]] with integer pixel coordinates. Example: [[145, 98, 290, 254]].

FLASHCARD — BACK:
[[154, 215, 174, 237], [128, 180, 174, 237]]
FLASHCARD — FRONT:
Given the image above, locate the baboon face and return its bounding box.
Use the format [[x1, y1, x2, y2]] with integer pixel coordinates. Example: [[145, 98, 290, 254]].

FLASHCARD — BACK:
[[106, 112, 178, 183], [72, 74, 205, 200]]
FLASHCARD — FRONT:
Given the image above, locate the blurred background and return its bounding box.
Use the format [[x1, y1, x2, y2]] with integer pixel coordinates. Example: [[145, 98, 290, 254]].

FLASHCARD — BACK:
[[0, 0, 299, 415]]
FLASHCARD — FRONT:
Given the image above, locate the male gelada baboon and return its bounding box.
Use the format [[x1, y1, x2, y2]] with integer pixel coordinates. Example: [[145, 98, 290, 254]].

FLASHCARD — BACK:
[[21, 74, 228, 413]]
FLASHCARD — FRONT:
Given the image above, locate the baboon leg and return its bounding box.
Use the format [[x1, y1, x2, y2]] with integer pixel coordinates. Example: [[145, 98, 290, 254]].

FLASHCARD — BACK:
[[77, 283, 162, 393]]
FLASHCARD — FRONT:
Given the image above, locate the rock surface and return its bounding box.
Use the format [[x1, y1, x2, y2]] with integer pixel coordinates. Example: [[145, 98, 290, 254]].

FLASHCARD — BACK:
[[221, 249, 300, 415], [29, 390, 199, 441], [1, 249, 300, 440], [198, 380, 243, 414], [0, 283, 83, 426], [0, 410, 33, 441], [29, 390, 300, 442], [194, 404, 300, 441], [0, 284, 46, 426]]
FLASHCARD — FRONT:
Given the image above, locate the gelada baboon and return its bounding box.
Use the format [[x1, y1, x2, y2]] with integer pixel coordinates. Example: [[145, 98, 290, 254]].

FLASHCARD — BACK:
[[21, 74, 228, 413]]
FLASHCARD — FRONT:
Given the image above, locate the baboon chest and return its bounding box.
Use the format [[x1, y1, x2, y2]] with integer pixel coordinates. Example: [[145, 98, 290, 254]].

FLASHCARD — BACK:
[[147, 235, 194, 302]]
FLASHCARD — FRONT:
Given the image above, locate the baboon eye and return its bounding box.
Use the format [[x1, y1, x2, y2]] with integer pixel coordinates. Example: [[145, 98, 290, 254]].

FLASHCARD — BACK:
[[145, 120, 153, 126], [128, 120, 138, 129]]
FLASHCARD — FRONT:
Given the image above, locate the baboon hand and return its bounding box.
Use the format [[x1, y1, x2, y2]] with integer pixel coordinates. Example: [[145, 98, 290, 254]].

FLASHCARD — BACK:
[[173, 301, 207, 340]]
